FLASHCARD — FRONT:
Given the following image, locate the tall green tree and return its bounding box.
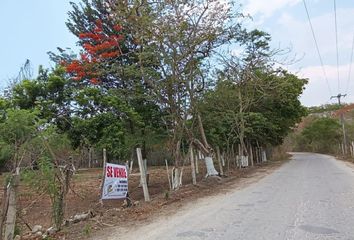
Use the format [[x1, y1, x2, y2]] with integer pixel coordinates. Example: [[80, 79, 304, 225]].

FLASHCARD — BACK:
[[0, 109, 39, 169], [56, 0, 167, 161], [297, 117, 341, 153], [212, 30, 277, 156], [60, 0, 243, 174], [132, 0, 243, 182], [0, 109, 39, 239], [199, 63, 307, 161]]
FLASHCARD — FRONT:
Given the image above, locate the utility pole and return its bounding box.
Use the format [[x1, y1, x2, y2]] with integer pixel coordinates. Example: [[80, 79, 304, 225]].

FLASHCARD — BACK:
[[331, 93, 347, 154]]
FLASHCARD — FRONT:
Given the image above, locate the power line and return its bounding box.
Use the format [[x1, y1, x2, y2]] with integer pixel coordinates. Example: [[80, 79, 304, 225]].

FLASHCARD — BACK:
[[346, 32, 354, 94], [302, 0, 332, 95], [334, 0, 340, 92], [331, 93, 348, 154]]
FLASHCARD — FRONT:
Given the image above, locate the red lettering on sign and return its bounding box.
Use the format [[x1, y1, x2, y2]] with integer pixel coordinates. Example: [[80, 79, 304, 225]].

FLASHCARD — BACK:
[[113, 167, 119, 178], [106, 166, 113, 177], [106, 166, 127, 178], [121, 168, 127, 178]]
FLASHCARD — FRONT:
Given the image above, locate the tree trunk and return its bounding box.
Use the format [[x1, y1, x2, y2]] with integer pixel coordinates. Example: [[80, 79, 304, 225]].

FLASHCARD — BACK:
[[204, 156, 218, 177], [171, 139, 183, 190], [53, 191, 65, 230], [249, 145, 254, 167], [237, 87, 248, 168], [171, 167, 181, 190], [262, 149, 267, 162], [88, 147, 92, 168], [197, 114, 218, 176], [54, 165, 72, 230], [165, 159, 172, 190], [221, 152, 225, 167], [190, 146, 197, 185], [226, 149, 230, 174], [237, 144, 240, 168], [216, 146, 224, 176], [196, 150, 200, 174]]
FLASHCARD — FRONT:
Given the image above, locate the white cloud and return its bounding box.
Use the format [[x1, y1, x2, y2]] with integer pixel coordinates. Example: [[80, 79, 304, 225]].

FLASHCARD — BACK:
[[240, 1, 354, 106], [297, 64, 354, 106], [272, 7, 354, 106], [242, 0, 301, 20], [275, 8, 354, 59]]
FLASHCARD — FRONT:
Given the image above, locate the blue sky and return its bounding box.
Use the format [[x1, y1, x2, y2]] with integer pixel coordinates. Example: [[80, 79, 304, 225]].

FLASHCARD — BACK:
[[0, 0, 353, 106], [0, 0, 78, 87]]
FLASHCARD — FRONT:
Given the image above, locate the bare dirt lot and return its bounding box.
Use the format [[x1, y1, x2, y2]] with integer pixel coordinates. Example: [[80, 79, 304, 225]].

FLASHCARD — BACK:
[[0, 159, 287, 239], [91, 153, 354, 240]]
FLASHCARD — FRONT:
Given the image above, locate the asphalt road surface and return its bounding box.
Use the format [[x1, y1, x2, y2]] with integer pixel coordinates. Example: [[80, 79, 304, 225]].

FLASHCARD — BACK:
[[104, 153, 354, 240]]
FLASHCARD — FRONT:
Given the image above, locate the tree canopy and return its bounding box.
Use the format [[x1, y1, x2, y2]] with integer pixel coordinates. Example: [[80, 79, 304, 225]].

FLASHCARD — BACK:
[[0, 0, 308, 168]]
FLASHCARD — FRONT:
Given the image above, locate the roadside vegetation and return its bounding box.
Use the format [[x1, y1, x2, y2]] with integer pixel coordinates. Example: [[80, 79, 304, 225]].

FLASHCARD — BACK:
[[292, 103, 354, 156], [0, 0, 307, 239]]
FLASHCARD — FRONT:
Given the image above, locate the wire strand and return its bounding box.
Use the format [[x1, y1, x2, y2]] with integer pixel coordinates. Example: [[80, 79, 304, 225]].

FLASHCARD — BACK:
[[345, 32, 354, 94], [334, 0, 340, 93], [302, 0, 332, 95]]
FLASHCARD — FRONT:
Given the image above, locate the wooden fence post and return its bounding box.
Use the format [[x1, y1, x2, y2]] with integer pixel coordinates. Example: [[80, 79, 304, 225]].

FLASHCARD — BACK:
[[137, 148, 150, 201], [143, 159, 149, 185], [99, 148, 107, 205], [129, 160, 133, 174], [4, 168, 19, 240], [0, 182, 9, 240]]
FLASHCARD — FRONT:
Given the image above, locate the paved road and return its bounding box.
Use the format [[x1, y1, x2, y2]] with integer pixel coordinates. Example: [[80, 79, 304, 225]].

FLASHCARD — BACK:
[[105, 153, 354, 240]]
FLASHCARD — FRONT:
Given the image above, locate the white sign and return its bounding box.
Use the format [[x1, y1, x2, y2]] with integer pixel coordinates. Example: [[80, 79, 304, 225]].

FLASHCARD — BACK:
[[101, 163, 128, 200]]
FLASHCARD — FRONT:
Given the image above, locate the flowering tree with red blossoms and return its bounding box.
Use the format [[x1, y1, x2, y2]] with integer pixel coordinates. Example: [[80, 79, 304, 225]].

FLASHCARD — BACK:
[[62, 19, 124, 84]]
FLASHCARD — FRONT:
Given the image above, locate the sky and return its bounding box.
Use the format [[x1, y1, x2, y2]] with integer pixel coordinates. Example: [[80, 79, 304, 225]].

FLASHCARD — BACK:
[[0, 0, 79, 87], [241, 0, 354, 106], [0, 0, 353, 107]]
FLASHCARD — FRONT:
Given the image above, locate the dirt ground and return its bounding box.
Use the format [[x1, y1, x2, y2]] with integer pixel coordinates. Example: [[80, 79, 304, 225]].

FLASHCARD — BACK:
[[0, 158, 288, 239]]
